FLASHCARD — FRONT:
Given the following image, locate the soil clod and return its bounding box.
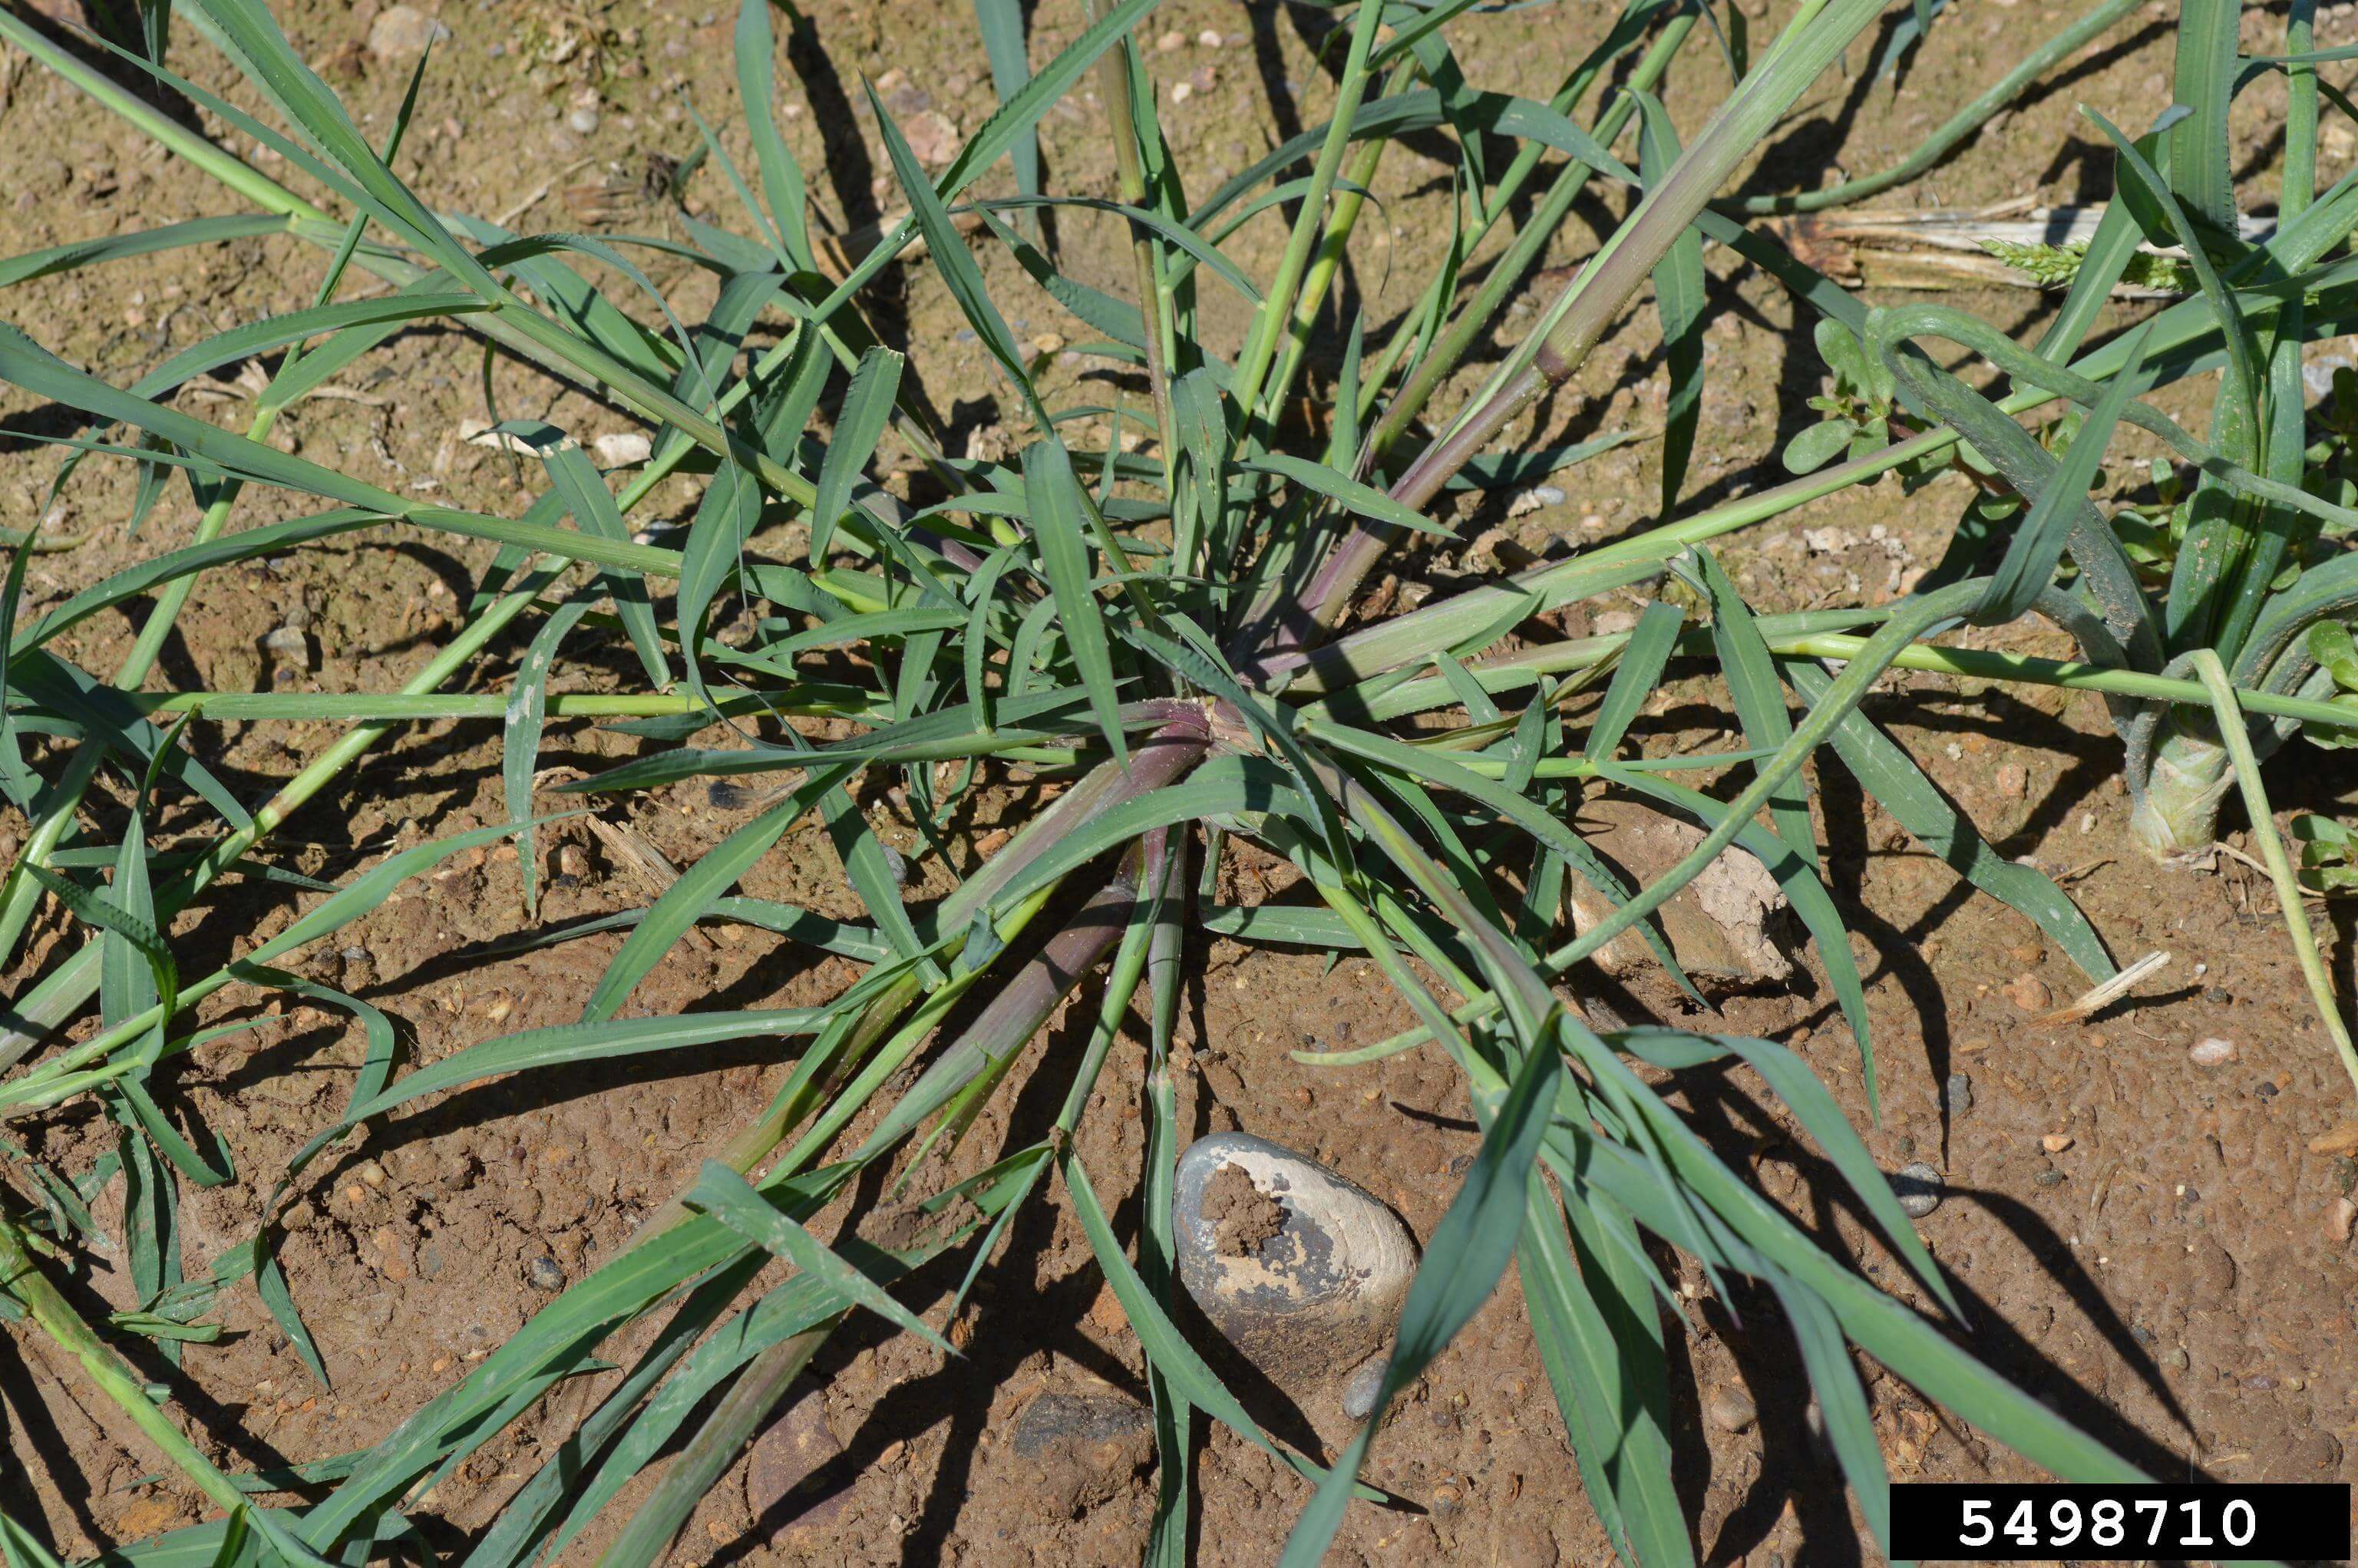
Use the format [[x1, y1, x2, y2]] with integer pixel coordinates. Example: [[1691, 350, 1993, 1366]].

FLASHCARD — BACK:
[[2002, 973, 2052, 1012], [1204, 1163, 1287, 1256]]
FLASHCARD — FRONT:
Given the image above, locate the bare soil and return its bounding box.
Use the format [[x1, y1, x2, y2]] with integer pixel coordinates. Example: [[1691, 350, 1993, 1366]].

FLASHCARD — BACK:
[[4, 0, 2358, 1564]]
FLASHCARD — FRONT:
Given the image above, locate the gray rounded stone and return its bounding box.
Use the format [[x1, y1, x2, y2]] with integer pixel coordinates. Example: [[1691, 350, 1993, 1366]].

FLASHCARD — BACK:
[[1891, 1161, 1944, 1218], [1174, 1133, 1417, 1397]]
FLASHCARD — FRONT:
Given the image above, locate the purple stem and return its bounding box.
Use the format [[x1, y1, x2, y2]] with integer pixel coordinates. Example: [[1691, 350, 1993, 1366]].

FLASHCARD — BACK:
[[1267, 358, 1553, 664]]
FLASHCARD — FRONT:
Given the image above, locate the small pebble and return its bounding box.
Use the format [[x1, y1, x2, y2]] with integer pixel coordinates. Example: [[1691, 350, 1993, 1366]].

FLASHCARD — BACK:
[[1342, 1356, 1387, 1421], [566, 106, 599, 135], [1706, 1388, 1757, 1433], [878, 844, 910, 886], [2041, 1132, 2074, 1154], [558, 843, 590, 879], [1505, 484, 1565, 518], [263, 626, 309, 663], [1996, 762, 2028, 799], [1197, 28, 1224, 46], [524, 1256, 566, 1292], [2165, 1348, 2189, 1370], [1156, 28, 1185, 50], [2002, 973, 2050, 1012], [1944, 1072, 1973, 1115], [367, 4, 450, 58], [901, 110, 961, 169], [2333, 1197, 2356, 1244], [1170, 81, 1193, 103], [593, 431, 652, 467], [2033, 1164, 2066, 1188], [2188, 1035, 2237, 1067], [1891, 1162, 1943, 1217]]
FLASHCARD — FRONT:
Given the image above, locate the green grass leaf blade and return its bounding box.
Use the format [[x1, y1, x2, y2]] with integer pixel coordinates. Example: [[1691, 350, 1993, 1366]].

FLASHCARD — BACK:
[[936, 0, 1164, 200], [1241, 453, 1455, 538], [1518, 1184, 1689, 1568], [12, 510, 379, 655], [1693, 549, 1817, 873], [870, 81, 1042, 424], [733, 0, 813, 267], [238, 820, 530, 979], [343, 1010, 822, 1127], [0, 213, 296, 289], [2214, 295, 2310, 664], [1587, 601, 1686, 756], [500, 421, 672, 689], [0, 326, 687, 578], [505, 599, 593, 919], [33, 863, 176, 1025], [1278, 1032, 1560, 1566], [1986, 319, 2155, 627], [1022, 439, 1128, 764], [970, 0, 1042, 214], [685, 1161, 956, 1354], [819, 779, 937, 982], [1605, 767, 1877, 1105], [1780, 658, 2114, 981], [581, 767, 852, 1021], [811, 347, 903, 563], [1762, 1269, 1890, 1553], [1563, 1099, 2144, 1487], [1634, 91, 1705, 511], [187, 0, 503, 298], [2168, 0, 2241, 234]]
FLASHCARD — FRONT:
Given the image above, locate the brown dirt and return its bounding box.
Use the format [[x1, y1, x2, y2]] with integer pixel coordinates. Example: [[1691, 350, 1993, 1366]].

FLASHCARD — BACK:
[[1204, 1164, 1287, 1259], [3, 0, 2358, 1565]]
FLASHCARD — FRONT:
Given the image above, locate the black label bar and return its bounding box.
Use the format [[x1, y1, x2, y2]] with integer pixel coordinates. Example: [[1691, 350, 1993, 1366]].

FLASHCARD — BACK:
[[1890, 1482, 2351, 1560]]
